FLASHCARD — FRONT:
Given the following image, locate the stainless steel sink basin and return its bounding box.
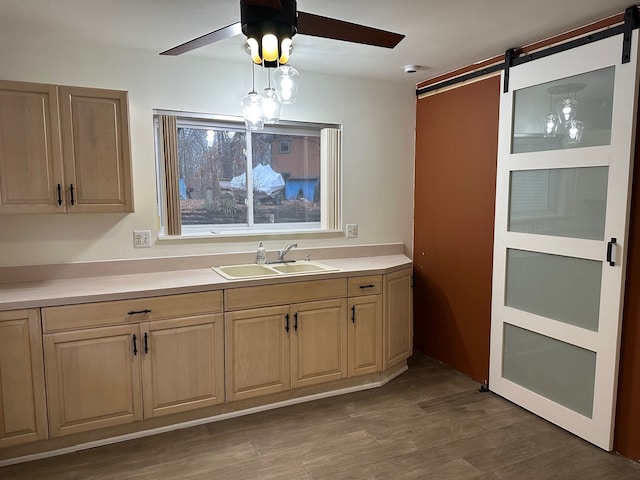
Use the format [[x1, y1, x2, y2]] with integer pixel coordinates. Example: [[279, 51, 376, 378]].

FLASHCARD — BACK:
[[212, 261, 338, 280]]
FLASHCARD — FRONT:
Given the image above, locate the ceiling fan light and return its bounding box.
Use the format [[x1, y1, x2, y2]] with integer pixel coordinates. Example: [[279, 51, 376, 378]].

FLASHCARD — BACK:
[[241, 91, 265, 130], [262, 33, 279, 62], [279, 38, 292, 64], [273, 65, 299, 104], [247, 38, 261, 64]]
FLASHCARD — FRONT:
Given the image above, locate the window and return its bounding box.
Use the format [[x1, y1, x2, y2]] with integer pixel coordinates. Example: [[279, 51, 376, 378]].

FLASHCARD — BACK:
[[155, 112, 341, 237]]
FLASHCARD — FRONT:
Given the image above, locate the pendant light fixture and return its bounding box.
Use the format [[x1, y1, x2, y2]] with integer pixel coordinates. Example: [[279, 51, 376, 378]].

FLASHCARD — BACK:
[[262, 68, 281, 123], [241, 62, 265, 130], [239, 0, 299, 129], [543, 92, 560, 138]]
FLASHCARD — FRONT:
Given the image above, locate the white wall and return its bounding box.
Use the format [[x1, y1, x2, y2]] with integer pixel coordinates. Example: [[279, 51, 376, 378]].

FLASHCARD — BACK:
[[0, 20, 416, 267]]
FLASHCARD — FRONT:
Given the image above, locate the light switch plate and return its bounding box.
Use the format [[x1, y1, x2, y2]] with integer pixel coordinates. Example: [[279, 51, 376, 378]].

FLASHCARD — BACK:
[[346, 224, 358, 238]]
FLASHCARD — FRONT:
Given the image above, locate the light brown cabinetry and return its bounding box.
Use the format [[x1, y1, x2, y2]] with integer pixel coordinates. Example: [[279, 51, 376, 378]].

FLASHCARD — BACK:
[[0, 80, 133, 214], [0, 81, 63, 214], [224, 279, 348, 402], [0, 309, 48, 448], [384, 268, 413, 369], [42, 291, 224, 437], [348, 276, 383, 377]]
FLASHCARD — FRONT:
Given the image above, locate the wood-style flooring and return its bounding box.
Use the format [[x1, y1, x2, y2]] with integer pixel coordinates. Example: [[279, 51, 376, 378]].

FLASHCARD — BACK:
[[2, 353, 640, 479]]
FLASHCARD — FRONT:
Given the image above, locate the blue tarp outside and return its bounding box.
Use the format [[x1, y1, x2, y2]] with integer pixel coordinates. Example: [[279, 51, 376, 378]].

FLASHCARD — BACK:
[[285, 179, 317, 201]]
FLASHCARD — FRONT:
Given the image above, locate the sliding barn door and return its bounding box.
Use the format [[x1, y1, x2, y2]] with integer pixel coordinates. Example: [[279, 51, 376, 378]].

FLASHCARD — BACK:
[[489, 31, 640, 450]]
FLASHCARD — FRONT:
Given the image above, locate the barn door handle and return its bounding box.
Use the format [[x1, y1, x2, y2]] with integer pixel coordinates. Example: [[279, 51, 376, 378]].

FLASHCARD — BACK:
[[607, 238, 617, 267]]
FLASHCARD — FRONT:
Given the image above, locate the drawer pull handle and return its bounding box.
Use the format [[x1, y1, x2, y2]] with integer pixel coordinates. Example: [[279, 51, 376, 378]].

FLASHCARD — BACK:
[[144, 332, 149, 353], [294, 312, 298, 331], [351, 305, 356, 323], [359, 284, 376, 289], [285, 314, 290, 333], [132, 334, 138, 356], [128, 309, 152, 315]]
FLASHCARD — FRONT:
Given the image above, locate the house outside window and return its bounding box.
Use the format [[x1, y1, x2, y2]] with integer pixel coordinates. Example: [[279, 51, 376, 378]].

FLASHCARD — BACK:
[[154, 112, 341, 237]]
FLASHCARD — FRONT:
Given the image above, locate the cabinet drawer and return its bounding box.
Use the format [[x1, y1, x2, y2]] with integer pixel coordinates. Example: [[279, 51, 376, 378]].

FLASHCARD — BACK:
[[225, 278, 347, 310], [42, 291, 223, 333], [348, 275, 383, 296]]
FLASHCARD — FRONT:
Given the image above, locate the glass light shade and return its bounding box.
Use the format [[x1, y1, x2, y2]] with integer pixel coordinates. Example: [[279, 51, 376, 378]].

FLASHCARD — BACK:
[[262, 87, 281, 123], [241, 92, 265, 130], [273, 65, 299, 104], [279, 38, 292, 64], [543, 113, 560, 138], [261, 34, 278, 62], [247, 38, 261, 64], [567, 120, 585, 144], [557, 98, 578, 125]]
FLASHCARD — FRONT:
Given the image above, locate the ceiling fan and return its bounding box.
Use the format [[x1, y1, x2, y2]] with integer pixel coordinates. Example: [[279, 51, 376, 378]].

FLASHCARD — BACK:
[[160, 0, 405, 61]]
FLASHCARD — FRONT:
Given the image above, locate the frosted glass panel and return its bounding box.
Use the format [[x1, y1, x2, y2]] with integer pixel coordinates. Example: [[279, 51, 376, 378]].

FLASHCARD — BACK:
[[512, 67, 615, 153], [509, 167, 608, 240], [503, 324, 596, 418], [506, 249, 602, 331]]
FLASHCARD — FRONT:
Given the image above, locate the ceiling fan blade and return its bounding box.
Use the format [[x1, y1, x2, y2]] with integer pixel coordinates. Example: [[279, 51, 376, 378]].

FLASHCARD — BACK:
[[160, 22, 242, 56], [297, 11, 404, 49]]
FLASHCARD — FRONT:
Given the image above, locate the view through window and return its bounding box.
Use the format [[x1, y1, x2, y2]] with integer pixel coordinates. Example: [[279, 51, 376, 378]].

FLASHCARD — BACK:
[[155, 114, 339, 236]]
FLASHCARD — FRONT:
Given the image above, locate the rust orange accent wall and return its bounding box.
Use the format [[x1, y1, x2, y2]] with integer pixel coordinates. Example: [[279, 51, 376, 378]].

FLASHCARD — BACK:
[[614, 107, 640, 461], [413, 75, 500, 383]]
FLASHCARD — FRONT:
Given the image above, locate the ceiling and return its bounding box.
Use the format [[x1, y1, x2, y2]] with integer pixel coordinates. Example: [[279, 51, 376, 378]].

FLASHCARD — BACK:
[[1, 0, 635, 86]]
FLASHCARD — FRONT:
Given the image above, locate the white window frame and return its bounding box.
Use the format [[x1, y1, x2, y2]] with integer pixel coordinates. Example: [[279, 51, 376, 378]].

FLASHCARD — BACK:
[[153, 110, 342, 239]]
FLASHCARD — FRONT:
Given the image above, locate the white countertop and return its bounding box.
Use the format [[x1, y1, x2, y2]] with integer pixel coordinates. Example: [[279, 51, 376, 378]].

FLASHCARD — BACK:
[[0, 254, 412, 311]]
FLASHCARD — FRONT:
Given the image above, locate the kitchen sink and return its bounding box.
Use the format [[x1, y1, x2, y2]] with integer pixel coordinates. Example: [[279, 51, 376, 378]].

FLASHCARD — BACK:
[[212, 261, 338, 280]]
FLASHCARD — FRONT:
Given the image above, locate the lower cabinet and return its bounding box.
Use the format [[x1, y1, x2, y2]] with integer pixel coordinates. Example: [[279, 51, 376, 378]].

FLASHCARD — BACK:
[[347, 275, 383, 377], [384, 268, 414, 369], [0, 309, 48, 448], [42, 292, 224, 438], [225, 298, 348, 402]]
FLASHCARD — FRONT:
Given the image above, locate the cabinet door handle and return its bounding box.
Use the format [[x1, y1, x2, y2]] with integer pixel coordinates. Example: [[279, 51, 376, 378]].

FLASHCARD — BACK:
[[144, 332, 149, 353], [127, 309, 152, 315], [285, 314, 290, 332], [607, 237, 617, 266], [57, 184, 63, 206], [132, 334, 138, 356], [294, 312, 298, 331], [351, 305, 356, 323], [69, 184, 75, 205], [359, 284, 375, 289]]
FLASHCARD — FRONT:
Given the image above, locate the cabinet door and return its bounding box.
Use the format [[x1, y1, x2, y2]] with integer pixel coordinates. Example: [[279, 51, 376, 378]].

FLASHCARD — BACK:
[[0, 310, 48, 448], [348, 295, 383, 377], [141, 314, 224, 418], [225, 306, 290, 402], [384, 269, 413, 369], [0, 80, 64, 214], [44, 324, 142, 437], [58, 86, 133, 213], [291, 299, 347, 389]]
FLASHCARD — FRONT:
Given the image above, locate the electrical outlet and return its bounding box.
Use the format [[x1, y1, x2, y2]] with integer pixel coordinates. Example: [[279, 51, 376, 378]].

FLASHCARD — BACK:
[[133, 230, 152, 248], [346, 223, 358, 238]]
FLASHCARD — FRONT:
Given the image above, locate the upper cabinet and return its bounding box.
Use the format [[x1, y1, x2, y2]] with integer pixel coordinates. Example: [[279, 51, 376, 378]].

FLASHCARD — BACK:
[[0, 81, 64, 214], [0, 80, 133, 215]]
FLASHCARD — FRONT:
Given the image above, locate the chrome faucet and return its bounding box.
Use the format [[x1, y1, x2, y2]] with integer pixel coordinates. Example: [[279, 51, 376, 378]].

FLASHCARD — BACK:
[[277, 243, 298, 262]]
